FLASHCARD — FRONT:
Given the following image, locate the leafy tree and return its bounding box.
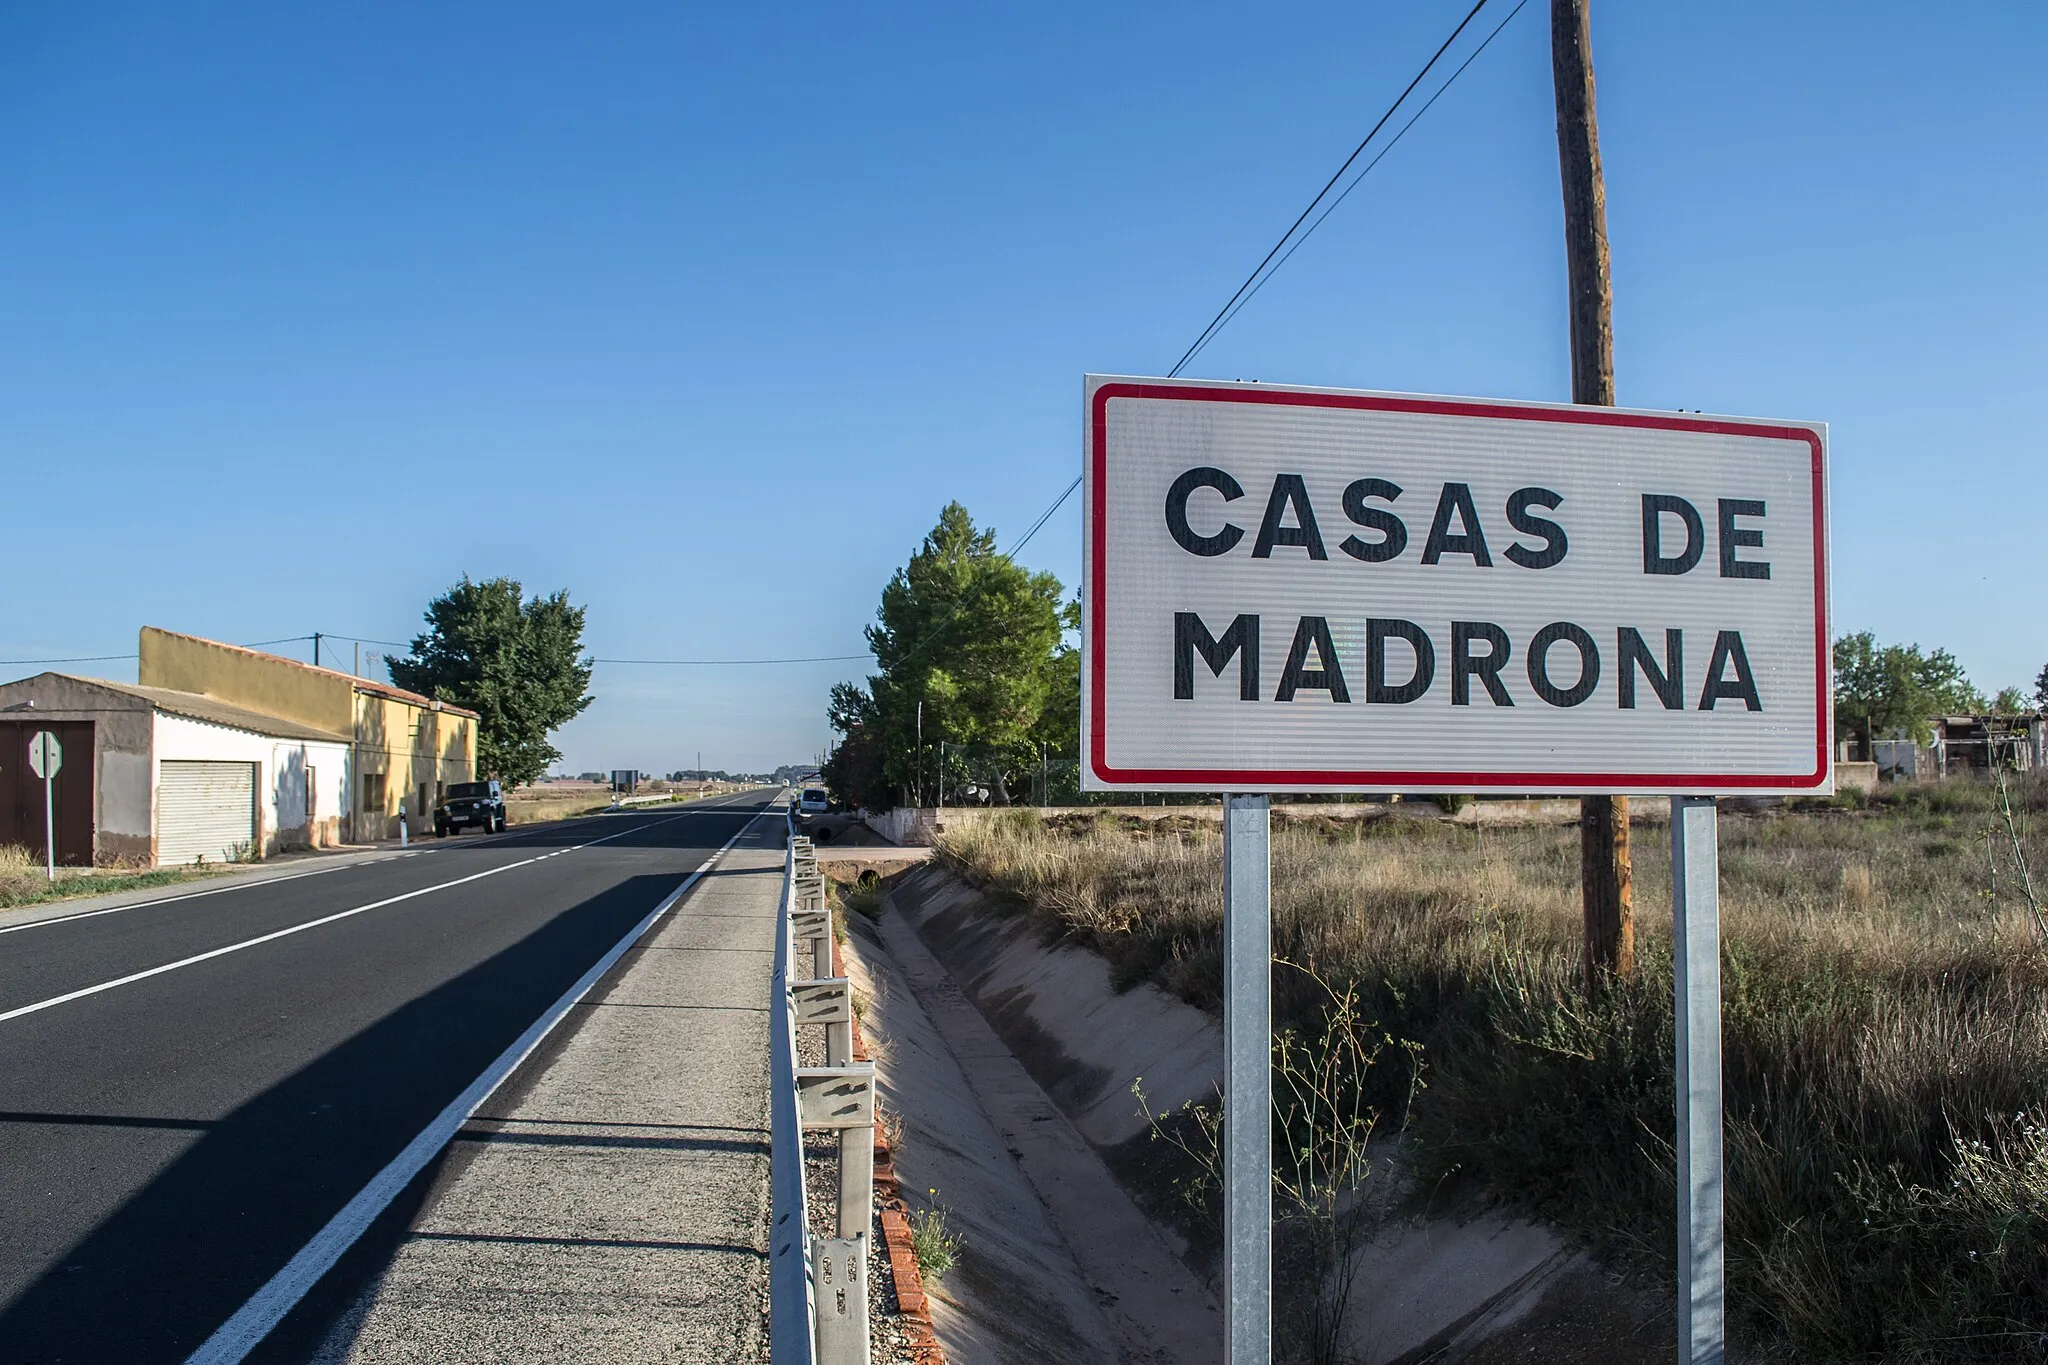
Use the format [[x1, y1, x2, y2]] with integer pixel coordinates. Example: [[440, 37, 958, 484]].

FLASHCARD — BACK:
[[1991, 686, 2030, 716], [827, 502, 1073, 808], [1832, 631, 1984, 747], [389, 577, 595, 787], [1034, 594, 1083, 760], [2035, 662, 2048, 713], [820, 714, 892, 814]]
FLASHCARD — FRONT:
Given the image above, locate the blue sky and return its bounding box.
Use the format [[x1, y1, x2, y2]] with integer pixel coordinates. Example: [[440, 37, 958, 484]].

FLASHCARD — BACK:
[[3, 2, 2042, 773]]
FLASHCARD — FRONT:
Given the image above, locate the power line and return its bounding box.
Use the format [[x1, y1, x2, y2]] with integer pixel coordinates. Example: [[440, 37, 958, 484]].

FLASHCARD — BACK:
[[939, 0, 1513, 641], [1181, 0, 1531, 373], [3, 634, 321, 667], [317, 633, 412, 649], [0, 653, 139, 666], [1006, 476, 1081, 559], [1167, 0, 1493, 379], [593, 654, 869, 666]]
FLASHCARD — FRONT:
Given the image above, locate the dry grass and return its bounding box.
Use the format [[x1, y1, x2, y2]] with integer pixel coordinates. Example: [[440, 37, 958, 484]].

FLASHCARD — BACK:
[[940, 783, 2048, 1363], [504, 784, 615, 825], [0, 843, 223, 911], [503, 782, 755, 825]]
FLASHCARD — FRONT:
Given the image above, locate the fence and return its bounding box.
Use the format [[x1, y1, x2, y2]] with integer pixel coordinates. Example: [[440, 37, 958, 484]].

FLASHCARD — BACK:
[[771, 807, 877, 1364]]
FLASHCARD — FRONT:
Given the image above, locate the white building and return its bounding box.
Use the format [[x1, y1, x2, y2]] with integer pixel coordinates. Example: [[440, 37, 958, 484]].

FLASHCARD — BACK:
[[0, 673, 351, 867]]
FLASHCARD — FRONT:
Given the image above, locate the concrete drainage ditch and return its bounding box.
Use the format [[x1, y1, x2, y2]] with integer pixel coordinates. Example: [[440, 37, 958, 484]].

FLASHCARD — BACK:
[[831, 859, 1650, 1365]]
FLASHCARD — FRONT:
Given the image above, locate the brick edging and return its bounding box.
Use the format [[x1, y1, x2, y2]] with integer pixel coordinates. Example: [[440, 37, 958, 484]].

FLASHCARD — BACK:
[[834, 925, 947, 1365]]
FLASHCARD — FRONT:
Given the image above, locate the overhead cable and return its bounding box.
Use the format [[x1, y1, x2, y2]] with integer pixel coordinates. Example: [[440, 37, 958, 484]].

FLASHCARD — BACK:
[[946, 0, 1517, 641], [1167, 0, 1493, 378], [593, 655, 869, 666], [1171, 0, 1507, 378], [1180, 0, 1531, 373], [0, 653, 140, 666]]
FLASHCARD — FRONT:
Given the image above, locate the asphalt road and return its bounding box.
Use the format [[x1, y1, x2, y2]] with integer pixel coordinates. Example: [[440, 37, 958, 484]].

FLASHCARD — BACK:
[[0, 792, 775, 1364]]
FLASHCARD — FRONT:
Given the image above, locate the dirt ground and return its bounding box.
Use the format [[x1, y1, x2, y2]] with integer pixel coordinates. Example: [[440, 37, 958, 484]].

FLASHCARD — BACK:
[[1454, 1263, 1675, 1365]]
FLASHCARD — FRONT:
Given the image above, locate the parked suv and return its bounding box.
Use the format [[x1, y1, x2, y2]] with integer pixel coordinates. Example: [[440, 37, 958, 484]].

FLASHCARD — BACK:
[[435, 780, 505, 836]]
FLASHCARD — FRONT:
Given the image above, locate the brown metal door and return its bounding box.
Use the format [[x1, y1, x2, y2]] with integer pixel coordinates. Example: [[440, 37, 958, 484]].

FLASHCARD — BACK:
[[0, 721, 96, 866]]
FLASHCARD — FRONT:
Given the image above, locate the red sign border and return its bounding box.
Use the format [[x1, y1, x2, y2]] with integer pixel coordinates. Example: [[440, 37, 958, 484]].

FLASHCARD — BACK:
[[1085, 380, 1831, 792]]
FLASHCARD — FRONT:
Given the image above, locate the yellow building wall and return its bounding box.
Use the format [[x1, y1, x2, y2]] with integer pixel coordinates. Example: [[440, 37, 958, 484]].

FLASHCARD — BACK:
[[351, 694, 478, 840], [140, 628, 354, 733]]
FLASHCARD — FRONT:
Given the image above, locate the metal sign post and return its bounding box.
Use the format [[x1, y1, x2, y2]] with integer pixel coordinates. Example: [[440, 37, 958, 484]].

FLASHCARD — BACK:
[[1222, 793, 1272, 1363], [27, 731, 62, 881], [1671, 795, 1725, 1362]]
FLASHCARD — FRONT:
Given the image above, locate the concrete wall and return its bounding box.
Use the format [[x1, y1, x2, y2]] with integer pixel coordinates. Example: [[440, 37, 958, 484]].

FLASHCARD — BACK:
[[0, 672, 155, 865], [273, 738, 350, 849], [862, 806, 946, 846], [141, 627, 355, 735], [154, 712, 350, 858]]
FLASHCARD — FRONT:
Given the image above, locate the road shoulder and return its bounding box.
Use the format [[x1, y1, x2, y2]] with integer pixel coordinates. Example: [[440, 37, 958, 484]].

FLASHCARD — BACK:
[[305, 823, 787, 1364]]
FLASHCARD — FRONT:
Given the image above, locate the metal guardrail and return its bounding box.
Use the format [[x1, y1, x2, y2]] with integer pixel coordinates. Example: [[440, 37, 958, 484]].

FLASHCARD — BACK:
[[771, 806, 875, 1365]]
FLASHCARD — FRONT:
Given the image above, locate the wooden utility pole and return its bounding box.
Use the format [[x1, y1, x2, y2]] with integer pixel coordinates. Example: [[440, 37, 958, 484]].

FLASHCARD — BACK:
[[1551, 0, 1633, 989]]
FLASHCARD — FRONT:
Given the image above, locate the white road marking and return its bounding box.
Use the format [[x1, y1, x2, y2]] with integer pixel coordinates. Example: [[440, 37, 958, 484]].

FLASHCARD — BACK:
[[0, 807, 751, 1026], [0, 864, 359, 937], [183, 806, 770, 1365], [0, 796, 756, 937]]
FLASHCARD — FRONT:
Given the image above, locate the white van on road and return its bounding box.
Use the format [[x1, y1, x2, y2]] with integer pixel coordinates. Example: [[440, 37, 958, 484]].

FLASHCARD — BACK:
[[797, 787, 829, 816]]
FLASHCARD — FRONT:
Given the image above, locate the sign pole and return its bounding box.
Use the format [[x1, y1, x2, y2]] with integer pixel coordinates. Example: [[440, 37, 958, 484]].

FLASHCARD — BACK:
[[43, 761, 55, 881], [27, 731, 62, 880], [1671, 795, 1726, 1363], [1222, 793, 1271, 1363]]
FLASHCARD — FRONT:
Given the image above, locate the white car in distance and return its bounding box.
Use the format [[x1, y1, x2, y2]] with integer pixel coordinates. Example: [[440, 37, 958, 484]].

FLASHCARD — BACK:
[[798, 787, 829, 817]]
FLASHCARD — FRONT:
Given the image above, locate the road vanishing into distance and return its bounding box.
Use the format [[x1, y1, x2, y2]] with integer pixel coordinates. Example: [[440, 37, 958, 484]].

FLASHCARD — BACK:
[[0, 792, 777, 1363]]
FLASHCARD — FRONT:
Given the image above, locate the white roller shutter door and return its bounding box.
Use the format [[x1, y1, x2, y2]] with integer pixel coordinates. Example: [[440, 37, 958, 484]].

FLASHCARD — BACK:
[[158, 761, 256, 865]]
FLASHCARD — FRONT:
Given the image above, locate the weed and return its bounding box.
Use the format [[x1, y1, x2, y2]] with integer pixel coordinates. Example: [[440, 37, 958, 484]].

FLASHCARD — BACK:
[[1134, 964, 1421, 1364], [908, 1192, 961, 1280], [836, 871, 886, 921]]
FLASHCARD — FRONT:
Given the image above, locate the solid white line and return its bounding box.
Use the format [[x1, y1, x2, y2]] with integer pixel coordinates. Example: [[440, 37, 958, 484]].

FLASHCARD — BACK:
[[0, 864, 360, 937], [183, 807, 769, 1365], [0, 797, 761, 937], [0, 807, 731, 1026]]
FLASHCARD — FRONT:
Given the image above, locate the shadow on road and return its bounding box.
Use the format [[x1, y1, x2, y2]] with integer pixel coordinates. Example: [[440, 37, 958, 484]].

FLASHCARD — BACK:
[[0, 869, 716, 1362]]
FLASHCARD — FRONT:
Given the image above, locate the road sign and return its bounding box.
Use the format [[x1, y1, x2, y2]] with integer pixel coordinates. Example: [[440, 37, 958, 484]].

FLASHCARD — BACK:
[[27, 730, 61, 780], [1082, 376, 1831, 796], [26, 730, 61, 881]]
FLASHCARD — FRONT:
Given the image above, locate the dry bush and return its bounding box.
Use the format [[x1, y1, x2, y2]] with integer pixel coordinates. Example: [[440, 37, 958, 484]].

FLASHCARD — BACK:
[[941, 786, 2048, 1363], [0, 844, 42, 903], [0, 842, 219, 910]]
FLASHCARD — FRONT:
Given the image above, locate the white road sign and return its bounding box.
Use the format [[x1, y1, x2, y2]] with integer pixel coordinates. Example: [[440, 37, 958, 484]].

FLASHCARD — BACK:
[[27, 731, 62, 781], [1081, 376, 1831, 795]]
